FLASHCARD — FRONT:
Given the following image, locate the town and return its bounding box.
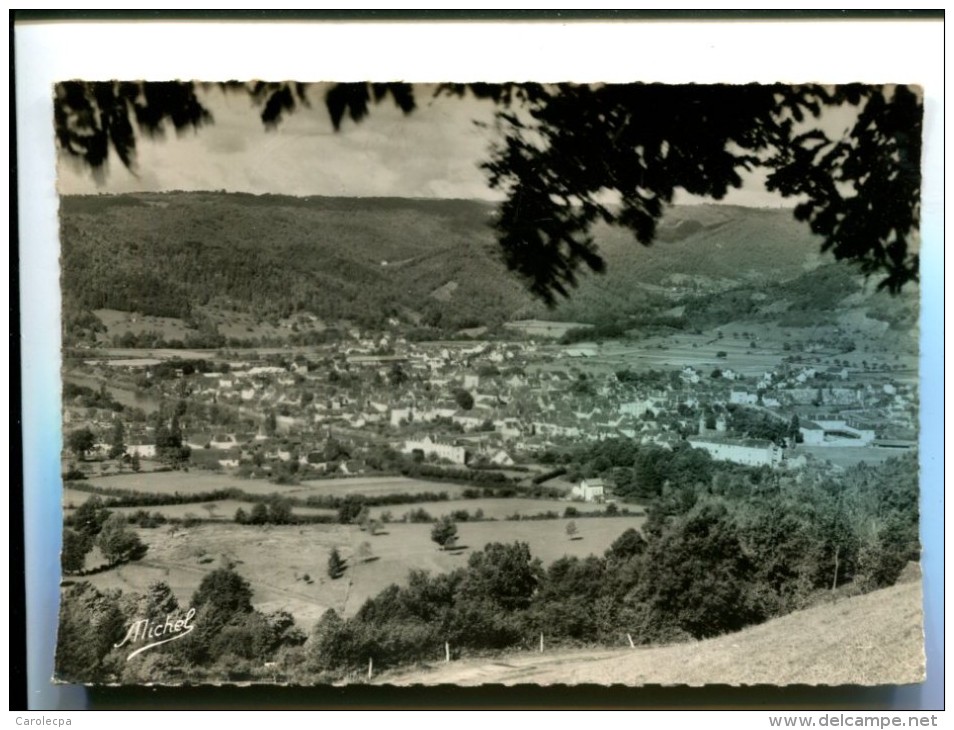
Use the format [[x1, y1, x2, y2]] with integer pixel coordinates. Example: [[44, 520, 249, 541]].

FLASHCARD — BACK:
[[64, 318, 917, 495]]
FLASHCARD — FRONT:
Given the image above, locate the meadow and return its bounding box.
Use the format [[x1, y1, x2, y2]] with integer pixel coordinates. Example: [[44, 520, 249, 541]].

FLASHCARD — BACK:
[[73, 516, 646, 627], [79, 473, 475, 500]]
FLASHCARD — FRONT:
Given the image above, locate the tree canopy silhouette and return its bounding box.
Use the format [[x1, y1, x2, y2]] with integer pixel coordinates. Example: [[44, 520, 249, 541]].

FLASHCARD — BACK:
[[53, 80, 921, 302]]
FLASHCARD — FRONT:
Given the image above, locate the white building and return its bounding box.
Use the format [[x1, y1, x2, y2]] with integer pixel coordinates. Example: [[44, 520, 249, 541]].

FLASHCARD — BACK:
[[730, 391, 759, 406], [402, 435, 467, 465], [126, 443, 157, 459], [571, 478, 606, 503], [800, 420, 875, 446], [687, 436, 782, 467], [390, 406, 414, 426]]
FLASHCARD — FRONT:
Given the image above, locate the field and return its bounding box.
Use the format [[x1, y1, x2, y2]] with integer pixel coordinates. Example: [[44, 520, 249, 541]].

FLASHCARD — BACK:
[[72, 516, 645, 627], [292, 476, 472, 499], [538, 316, 917, 380], [91, 305, 331, 345], [553, 333, 790, 377], [94, 308, 192, 341], [504, 320, 592, 339], [63, 373, 162, 414], [78, 473, 476, 501], [83, 471, 252, 496], [799, 445, 908, 469]]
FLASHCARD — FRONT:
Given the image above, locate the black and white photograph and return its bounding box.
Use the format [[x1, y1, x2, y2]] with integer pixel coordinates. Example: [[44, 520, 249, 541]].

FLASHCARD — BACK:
[[48, 75, 928, 689]]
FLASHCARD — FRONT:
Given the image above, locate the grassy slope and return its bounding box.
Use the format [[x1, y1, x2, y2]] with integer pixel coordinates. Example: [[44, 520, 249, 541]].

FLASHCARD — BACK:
[[379, 578, 925, 687]]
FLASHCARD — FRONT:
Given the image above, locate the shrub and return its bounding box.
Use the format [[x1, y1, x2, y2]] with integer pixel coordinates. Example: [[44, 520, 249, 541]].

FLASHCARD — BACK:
[[327, 548, 346, 579], [430, 517, 458, 550]]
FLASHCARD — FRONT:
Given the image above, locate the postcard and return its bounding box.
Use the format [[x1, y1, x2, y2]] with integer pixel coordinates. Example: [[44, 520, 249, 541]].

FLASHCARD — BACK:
[[52, 79, 924, 688]]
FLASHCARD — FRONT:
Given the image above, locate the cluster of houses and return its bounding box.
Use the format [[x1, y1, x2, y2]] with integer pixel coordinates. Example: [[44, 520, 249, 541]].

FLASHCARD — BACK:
[[66, 330, 916, 492]]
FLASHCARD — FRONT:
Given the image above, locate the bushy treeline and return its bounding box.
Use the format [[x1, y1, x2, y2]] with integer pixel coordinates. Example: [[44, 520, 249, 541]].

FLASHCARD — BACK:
[[551, 437, 787, 502], [61, 497, 148, 575], [62, 382, 124, 412], [64, 482, 245, 508], [299, 453, 919, 676], [399, 462, 515, 486], [726, 406, 799, 446]]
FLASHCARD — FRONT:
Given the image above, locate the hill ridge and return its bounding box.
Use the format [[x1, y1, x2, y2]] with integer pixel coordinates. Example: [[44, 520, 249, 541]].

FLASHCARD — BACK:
[[60, 191, 902, 336]]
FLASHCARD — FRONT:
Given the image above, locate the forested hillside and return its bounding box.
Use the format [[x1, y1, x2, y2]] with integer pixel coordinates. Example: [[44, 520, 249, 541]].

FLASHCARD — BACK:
[[60, 193, 534, 331], [60, 192, 910, 339]]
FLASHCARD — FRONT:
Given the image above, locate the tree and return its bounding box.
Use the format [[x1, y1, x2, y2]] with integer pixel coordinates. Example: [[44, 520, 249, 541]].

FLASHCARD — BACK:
[[327, 547, 346, 579], [266, 496, 293, 524], [55, 82, 920, 300], [264, 411, 277, 437], [96, 514, 148, 565], [192, 566, 254, 616], [72, 495, 112, 538], [155, 415, 190, 468], [108, 418, 126, 459], [565, 520, 578, 540], [130, 451, 142, 472], [456, 541, 543, 612], [453, 388, 475, 411], [356, 541, 373, 563], [389, 362, 409, 386], [249, 502, 269, 525], [55, 583, 126, 683], [337, 497, 366, 525], [788, 414, 803, 444], [634, 501, 762, 639], [605, 527, 647, 563], [430, 516, 459, 551], [61, 528, 92, 574], [67, 427, 96, 460]]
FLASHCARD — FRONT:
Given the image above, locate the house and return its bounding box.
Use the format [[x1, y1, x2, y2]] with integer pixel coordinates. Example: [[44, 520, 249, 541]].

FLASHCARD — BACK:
[[493, 417, 524, 438], [730, 391, 759, 406], [487, 449, 515, 467], [571, 478, 605, 503], [126, 444, 157, 459], [208, 433, 240, 450], [451, 411, 486, 431], [390, 406, 414, 426]]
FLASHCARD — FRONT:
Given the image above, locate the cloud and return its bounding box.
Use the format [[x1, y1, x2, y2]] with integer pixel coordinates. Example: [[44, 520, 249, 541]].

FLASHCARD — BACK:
[[57, 83, 502, 199]]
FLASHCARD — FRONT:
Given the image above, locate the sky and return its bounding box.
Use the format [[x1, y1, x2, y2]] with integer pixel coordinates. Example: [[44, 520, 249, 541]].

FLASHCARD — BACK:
[[57, 84, 509, 200], [56, 82, 799, 207]]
